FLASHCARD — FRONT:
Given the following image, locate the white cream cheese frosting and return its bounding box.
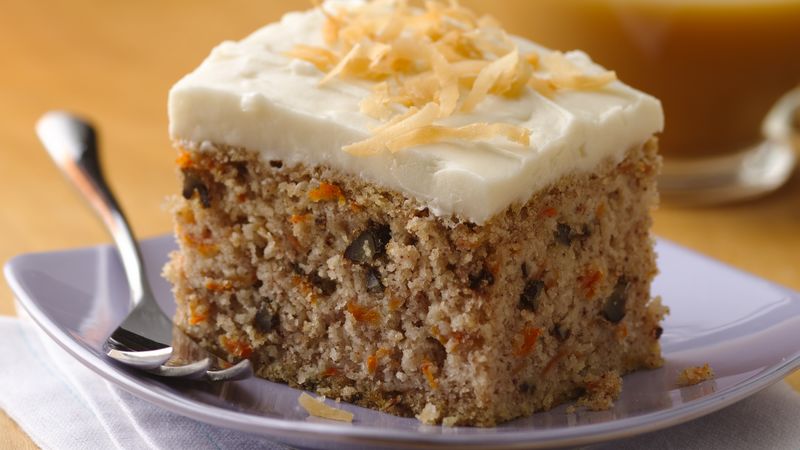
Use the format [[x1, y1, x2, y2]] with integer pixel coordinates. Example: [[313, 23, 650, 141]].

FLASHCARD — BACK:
[[168, 7, 663, 224]]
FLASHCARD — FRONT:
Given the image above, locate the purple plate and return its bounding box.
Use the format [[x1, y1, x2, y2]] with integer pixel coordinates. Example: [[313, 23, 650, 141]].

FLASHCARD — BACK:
[[5, 235, 800, 449]]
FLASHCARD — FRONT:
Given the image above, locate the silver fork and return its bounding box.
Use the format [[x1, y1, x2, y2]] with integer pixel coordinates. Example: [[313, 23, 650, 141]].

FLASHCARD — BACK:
[[36, 111, 252, 381]]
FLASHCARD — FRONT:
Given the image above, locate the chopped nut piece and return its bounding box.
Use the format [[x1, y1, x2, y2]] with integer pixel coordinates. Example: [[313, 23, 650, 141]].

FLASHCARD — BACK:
[[344, 224, 391, 264], [602, 278, 628, 323], [519, 279, 545, 312], [579, 268, 604, 299], [181, 169, 211, 208], [468, 267, 494, 291], [552, 323, 571, 342], [298, 393, 354, 422], [653, 326, 664, 339], [365, 267, 384, 293], [308, 272, 338, 296], [555, 223, 574, 246], [254, 307, 279, 333]]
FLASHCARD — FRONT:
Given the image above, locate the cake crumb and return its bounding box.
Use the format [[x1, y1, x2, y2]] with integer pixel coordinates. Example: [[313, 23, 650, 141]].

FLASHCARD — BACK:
[[298, 392, 354, 422], [415, 402, 440, 424], [442, 416, 458, 427], [677, 364, 715, 387], [576, 372, 622, 411]]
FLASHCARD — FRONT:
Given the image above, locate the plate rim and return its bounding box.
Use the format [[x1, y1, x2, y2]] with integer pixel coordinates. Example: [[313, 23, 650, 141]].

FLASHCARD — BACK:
[[4, 236, 800, 449]]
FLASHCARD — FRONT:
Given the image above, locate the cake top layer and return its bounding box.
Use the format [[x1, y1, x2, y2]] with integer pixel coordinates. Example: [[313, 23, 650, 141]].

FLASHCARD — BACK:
[[169, 1, 663, 224]]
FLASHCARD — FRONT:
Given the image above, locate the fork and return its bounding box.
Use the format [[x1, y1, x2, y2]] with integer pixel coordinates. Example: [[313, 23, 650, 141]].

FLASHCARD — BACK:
[[36, 111, 252, 381]]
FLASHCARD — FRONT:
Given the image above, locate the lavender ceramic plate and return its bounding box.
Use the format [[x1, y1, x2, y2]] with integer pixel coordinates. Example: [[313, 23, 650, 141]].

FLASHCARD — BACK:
[[5, 236, 800, 449]]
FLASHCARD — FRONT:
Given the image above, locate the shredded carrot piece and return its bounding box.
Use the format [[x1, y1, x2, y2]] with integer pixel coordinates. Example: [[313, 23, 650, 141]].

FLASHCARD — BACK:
[[286, 234, 303, 252], [220, 336, 252, 359], [176, 150, 193, 168], [196, 243, 219, 257], [515, 327, 541, 356], [595, 203, 606, 219], [188, 300, 208, 325], [542, 350, 566, 375], [181, 233, 219, 257], [366, 348, 391, 374], [204, 280, 233, 292], [387, 297, 404, 311], [579, 268, 604, 299], [615, 324, 628, 341], [177, 208, 196, 225], [308, 182, 345, 204], [347, 302, 380, 324], [292, 275, 318, 304], [321, 367, 340, 377], [541, 207, 557, 218], [289, 214, 309, 224], [420, 359, 439, 389], [366, 354, 378, 374]]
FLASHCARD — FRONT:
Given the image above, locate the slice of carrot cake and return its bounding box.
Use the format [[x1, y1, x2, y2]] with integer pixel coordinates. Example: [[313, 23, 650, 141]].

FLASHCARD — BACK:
[[164, 0, 666, 426]]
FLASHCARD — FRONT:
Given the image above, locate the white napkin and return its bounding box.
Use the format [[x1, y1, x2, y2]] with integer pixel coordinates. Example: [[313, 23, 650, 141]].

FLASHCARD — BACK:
[[0, 315, 798, 450]]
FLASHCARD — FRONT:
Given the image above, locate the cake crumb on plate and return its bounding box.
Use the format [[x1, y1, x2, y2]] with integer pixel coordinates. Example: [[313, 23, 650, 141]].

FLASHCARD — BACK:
[[298, 393, 354, 422], [677, 364, 715, 387], [416, 403, 440, 424]]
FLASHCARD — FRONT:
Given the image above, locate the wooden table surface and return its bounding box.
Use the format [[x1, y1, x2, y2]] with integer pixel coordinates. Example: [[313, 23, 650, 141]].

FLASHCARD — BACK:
[[2, 1, 798, 446]]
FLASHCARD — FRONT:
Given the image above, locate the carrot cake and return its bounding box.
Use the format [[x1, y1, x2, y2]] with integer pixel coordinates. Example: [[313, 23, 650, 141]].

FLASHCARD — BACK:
[[164, 0, 667, 426]]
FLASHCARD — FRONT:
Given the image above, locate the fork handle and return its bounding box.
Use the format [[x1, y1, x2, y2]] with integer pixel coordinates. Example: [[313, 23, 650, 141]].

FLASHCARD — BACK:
[[36, 111, 151, 307]]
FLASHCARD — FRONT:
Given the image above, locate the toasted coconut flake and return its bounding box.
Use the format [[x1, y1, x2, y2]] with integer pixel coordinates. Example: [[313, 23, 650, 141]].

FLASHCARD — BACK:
[[529, 74, 556, 97], [298, 393, 354, 422], [370, 105, 420, 133], [428, 46, 459, 116], [320, 40, 392, 85], [387, 122, 531, 152], [450, 59, 489, 76], [543, 51, 617, 90], [461, 49, 518, 112], [525, 52, 540, 69], [284, 44, 338, 71], [377, 15, 405, 42], [344, 102, 441, 155], [319, 42, 361, 85], [360, 81, 394, 119], [283, 1, 621, 155]]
